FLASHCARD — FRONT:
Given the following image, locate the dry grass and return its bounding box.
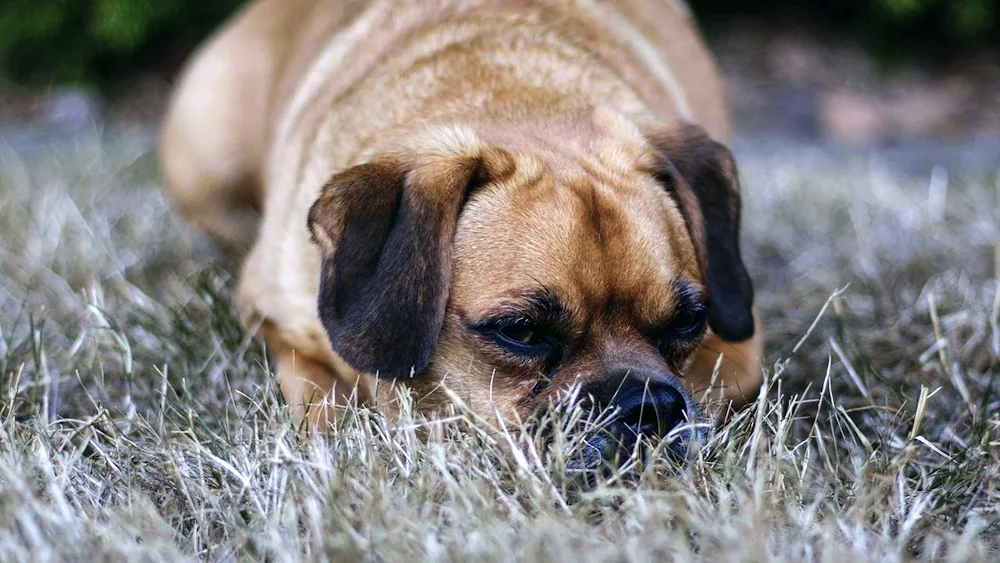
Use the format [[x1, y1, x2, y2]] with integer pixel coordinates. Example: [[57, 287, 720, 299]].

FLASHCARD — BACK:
[[0, 126, 998, 562]]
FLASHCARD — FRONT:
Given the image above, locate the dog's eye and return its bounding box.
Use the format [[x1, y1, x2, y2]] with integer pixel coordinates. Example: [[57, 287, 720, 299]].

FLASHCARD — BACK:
[[497, 322, 541, 346], [667, 305, 708, 340], [469, 315, 556, 356], [656, 305, 707, 365]]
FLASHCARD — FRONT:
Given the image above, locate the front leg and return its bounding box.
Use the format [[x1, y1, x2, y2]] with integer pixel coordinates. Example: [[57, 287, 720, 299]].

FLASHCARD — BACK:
[[684, 313, 764, 413], [260, 322, 366, 428]]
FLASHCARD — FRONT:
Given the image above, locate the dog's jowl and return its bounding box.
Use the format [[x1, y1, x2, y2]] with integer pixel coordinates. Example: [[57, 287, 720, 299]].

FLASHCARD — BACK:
[[160, 0, 764, 460]]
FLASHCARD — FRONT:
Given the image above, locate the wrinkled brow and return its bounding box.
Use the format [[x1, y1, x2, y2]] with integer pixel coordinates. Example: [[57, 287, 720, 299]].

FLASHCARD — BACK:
[[466, 288, 573, 326]]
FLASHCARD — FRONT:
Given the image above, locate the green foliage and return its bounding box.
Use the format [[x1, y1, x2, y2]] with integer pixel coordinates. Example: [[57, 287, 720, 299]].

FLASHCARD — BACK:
[[0, 0, 995, 90], [694, 0, 997, 63], [0, 0, 245, 87], [876, 0, 995, 37]]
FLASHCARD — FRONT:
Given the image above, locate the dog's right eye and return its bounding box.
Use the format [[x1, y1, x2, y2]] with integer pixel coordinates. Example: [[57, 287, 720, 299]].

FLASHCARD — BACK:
[[485, 319, 555, 355], [498, 322, 540, 345]]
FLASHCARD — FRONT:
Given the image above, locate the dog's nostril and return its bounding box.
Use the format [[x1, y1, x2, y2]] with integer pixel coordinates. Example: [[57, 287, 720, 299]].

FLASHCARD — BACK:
[[616, 384, 688, 439]]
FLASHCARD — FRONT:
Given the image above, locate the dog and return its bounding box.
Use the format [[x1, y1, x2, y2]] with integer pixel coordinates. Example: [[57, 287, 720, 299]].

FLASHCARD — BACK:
[[159, 0, 763, 460]]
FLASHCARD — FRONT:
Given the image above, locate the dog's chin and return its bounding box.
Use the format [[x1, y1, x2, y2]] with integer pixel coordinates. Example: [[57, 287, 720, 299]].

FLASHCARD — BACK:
[[561, 426, 699, 474], [530, 405, 705, 484]]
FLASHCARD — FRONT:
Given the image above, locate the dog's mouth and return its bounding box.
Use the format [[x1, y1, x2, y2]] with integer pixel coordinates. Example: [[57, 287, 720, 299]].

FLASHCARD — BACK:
[[525, 389, 705, 477]]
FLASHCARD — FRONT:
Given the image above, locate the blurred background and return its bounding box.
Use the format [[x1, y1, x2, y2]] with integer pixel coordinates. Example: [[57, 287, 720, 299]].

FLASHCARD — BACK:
[[0, 0, 997, 155]]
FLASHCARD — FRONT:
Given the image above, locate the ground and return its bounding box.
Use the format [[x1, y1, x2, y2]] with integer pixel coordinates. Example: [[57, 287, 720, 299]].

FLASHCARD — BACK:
[[0, 124, 998, 562]]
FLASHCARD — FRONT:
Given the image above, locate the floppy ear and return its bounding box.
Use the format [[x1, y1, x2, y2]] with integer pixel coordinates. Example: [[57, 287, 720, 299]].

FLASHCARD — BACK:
[[306, 150, 506, 378], [648, 124, 755, 342]]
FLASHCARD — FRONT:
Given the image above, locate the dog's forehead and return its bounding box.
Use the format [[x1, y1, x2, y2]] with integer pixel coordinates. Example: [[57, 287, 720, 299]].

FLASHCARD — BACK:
[[452, 150, 700, 321]]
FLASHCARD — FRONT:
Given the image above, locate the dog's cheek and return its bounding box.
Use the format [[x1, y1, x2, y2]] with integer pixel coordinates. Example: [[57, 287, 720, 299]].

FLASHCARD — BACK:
[[425, 319, 536, 421]]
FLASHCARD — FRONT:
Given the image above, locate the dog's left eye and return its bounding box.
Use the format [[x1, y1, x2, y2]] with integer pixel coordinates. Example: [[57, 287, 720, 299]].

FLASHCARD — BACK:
[[656, 305, 707, 364], [666, 305, 708, 340]]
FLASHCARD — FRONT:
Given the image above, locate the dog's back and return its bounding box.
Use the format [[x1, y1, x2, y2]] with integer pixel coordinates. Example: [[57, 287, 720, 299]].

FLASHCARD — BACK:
[[161, 0, 726, 245]]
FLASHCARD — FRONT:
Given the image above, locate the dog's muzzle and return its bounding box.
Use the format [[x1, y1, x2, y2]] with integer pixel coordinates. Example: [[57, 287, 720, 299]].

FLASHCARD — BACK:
[[542, 371, 700, 472], [602, 380, 693, 449]]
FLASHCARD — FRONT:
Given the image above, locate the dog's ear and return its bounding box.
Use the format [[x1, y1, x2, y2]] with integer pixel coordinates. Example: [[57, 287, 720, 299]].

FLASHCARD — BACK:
[[648, 124, 755, 342], [307, 148, 510, 378]]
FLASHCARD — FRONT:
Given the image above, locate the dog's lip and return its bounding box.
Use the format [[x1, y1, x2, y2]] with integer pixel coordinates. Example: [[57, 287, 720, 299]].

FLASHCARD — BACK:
[[560, 425, 695, 474], [532, 388, 703, 471]]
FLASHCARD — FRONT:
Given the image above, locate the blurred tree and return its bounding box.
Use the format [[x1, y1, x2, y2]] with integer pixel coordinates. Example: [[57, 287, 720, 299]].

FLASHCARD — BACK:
[[693, 0, 997, 64], [875, 0, 995, 41], [0, 0, 995, 91], [0, 0, 246, 88]]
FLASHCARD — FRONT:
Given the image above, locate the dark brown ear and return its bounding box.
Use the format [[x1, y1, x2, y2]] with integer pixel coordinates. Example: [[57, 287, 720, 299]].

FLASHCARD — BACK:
[[648, 124, 755, 342], [306, 150, 507, 378]]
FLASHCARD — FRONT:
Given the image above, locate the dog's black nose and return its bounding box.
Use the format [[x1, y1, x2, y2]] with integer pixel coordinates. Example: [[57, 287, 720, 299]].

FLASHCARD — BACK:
[[613, 382, 689, 440], [583, 375, 695, 454]]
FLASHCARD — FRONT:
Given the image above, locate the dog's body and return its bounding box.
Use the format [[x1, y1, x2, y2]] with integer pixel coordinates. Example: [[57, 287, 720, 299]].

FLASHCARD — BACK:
[[161, 0, 762, 439]]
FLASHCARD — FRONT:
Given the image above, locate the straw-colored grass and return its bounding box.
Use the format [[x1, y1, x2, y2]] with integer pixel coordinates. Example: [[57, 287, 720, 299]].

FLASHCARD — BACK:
[[0, 127, 997, 561]]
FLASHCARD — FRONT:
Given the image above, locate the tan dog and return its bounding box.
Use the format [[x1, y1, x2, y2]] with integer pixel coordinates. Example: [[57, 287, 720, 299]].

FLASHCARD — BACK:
[[160, 0, 763, 454]]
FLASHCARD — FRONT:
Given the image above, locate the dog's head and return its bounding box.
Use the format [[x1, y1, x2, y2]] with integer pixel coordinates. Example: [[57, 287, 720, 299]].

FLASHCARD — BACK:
[[307, 112, 754, 462]]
